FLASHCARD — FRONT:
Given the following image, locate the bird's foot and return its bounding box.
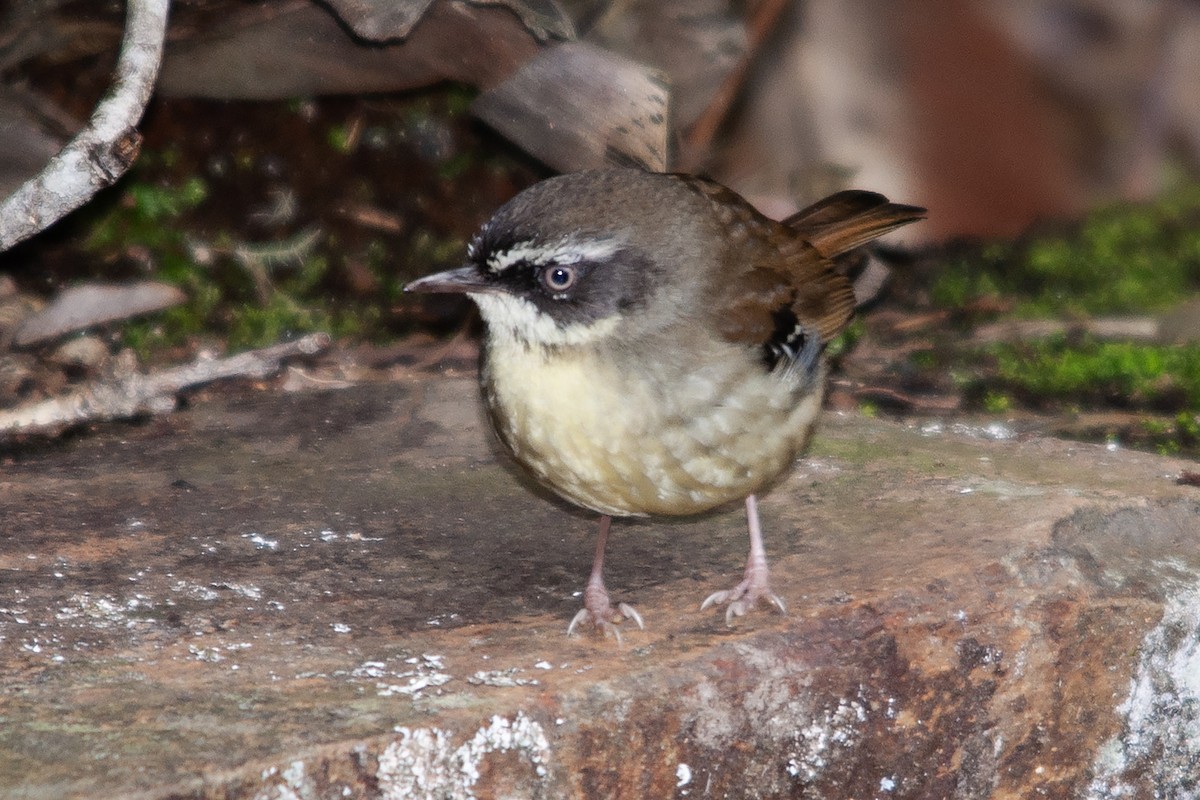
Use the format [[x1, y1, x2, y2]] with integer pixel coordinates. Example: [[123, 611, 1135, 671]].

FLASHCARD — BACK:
[[703, 495, 787, 625], [566, 584, 644, 645], [701, 575, 786, 626]]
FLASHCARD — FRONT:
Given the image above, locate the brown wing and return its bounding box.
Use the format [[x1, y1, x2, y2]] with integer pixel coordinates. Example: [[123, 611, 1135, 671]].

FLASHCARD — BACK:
[[785, 190, 928, 258], [677, 177, 924, 347]]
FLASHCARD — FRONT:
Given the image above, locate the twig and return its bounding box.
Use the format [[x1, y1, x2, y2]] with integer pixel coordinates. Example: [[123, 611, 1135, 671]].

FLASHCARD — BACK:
[[0, 0, 169, 251], [231, 227, 323, 271], [677, 0, 791, 171], [971, 317, 1159, 344], [231, 227, 323, 303], [0, 333, 330, 439]]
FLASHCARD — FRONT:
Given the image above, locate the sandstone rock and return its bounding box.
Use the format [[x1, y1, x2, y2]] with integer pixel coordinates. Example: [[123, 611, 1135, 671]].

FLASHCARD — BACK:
[[1, 376, 1198, 798]]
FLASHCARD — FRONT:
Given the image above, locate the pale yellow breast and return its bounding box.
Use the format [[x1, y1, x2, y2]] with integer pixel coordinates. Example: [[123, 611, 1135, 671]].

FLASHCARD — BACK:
[[481, 333, 823, 518]]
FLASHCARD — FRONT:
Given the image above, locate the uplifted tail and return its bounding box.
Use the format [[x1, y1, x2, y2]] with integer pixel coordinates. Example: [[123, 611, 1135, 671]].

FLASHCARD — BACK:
[[784, 190, 926, 258]]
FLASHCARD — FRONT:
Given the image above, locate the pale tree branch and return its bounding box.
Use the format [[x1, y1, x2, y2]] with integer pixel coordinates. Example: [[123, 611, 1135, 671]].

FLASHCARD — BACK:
[[0, 0, 170, 251], [0, 333, 331, 439]]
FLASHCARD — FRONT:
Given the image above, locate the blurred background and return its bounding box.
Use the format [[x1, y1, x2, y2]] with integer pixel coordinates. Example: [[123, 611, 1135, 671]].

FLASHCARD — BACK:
[[2, 0, 1200, 454], [5, 1, 1200, 237]]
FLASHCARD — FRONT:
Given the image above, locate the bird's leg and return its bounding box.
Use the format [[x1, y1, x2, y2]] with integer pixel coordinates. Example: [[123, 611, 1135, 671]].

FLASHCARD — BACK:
[[701, 494, 787, 624], [567, 514, 644, 643]]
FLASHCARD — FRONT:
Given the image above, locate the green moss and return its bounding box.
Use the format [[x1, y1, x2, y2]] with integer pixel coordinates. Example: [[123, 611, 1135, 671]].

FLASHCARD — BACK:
[[991, 337, 1200, 409], [40, 86, 535, 358], [983, 391, 1011, 414], [909, 349, 937, 369], [83, 172, 362, 353], [226, 294, 320, 349], [86, 176, 208, 254], [1138, 412, 1200, 455], [932, 184, 1200, 316], [925, 186, 1200, 450], [827, 318, 866, 359], [930, 267, 1001, 309], [80, 173, 223, 352], [327, 123, 355, 154]]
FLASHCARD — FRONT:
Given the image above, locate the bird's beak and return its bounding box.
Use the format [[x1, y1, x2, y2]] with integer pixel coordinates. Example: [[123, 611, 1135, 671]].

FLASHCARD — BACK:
[[404, 265, 497, 295]]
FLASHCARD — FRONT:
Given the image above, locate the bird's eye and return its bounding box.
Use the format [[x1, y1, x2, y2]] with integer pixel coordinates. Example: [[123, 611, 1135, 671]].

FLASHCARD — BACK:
[[541, 265, 577, 293]]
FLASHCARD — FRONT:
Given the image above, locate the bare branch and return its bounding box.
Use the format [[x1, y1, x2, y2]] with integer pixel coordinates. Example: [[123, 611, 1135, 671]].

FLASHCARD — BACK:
[[0, 333, 331, 440], [0, 0, 169, 251]]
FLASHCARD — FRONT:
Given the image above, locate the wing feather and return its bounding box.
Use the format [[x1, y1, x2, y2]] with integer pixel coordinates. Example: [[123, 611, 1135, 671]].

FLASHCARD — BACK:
[[676, 177, 923, 350]]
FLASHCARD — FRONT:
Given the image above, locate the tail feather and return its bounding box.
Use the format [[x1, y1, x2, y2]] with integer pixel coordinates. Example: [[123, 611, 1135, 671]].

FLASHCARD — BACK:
[[785, 190, 926, 258]]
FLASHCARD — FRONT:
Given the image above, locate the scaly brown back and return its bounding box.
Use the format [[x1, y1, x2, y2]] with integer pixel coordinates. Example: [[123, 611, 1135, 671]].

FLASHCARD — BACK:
[[678, 176, 924, 348]]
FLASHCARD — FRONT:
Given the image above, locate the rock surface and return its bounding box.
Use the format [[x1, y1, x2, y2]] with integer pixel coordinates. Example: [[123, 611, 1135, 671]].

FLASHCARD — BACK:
[[2, 374, 1199, 799]]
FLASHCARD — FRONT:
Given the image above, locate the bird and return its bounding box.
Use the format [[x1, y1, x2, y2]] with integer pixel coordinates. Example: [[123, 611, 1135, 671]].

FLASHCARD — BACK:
[[406, 168, 924, 641]]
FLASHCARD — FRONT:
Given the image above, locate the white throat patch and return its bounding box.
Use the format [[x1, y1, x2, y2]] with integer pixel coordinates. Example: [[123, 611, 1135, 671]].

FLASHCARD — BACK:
[[470, 292, 619, 348]]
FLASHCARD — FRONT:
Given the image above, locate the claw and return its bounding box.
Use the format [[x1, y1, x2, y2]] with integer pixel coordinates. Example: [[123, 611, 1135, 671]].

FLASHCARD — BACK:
[[566, 602, 642, 645], [566, 607, 590, 638], [618, 602, 645, 630], [701, 581, 786, 625], [700, 590, 730, 612]]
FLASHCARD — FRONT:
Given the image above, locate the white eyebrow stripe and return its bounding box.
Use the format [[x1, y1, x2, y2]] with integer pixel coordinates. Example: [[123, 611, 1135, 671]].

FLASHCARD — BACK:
[[486, 237, 623, 273]]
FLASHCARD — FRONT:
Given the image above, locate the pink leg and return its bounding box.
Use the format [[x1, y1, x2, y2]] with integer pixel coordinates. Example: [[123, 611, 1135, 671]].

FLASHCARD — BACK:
[[701, 494, 787, 624], [566, 514, 644, 643]]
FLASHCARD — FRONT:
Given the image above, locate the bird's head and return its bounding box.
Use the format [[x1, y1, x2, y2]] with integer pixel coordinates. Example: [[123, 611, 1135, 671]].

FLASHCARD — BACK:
[[405, 169, 715, 349]]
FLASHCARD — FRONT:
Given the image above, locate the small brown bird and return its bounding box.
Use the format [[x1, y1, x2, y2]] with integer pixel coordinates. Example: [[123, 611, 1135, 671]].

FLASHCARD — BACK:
[[406, 168, 923, 640]]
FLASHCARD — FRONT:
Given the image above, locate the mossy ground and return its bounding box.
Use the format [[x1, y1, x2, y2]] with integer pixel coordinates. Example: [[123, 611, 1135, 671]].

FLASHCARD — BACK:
[[4, 88, 543, 356], [909, 184, 1200, 455], [931, 184, 1200, 316]]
